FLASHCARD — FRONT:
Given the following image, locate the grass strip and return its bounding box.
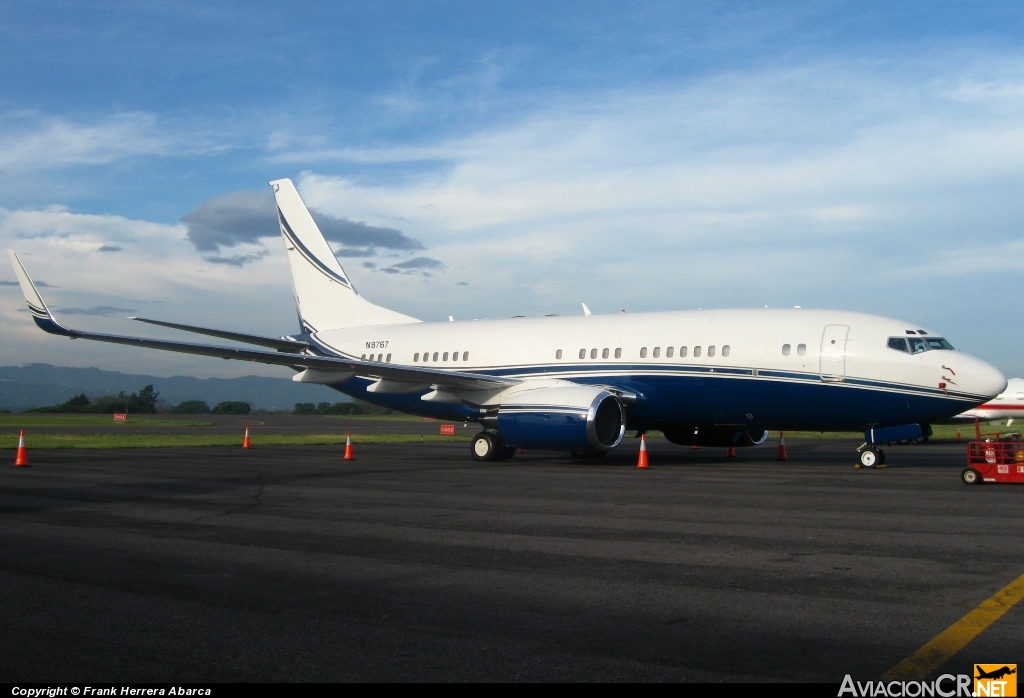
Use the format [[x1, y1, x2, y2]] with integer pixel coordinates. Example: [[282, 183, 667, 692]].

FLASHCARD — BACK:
[[0, 432, 473, 449], [0, 415, 213, 427]]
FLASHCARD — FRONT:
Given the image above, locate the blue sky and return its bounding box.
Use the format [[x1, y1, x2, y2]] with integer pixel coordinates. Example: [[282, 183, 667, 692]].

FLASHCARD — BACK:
[[2, 1, 1022, 379]]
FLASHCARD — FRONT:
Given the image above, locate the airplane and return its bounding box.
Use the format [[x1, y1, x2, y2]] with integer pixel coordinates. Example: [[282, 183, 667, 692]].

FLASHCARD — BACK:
[[7, 178, 1008, 467], [976, 666, 1016, 680], [952, 377, 1024, 426]]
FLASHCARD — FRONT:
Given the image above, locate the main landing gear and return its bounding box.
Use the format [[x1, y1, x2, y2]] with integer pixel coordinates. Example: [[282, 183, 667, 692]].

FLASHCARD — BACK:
[[856, 445, 887, 468], [471, 431, 516, 462]]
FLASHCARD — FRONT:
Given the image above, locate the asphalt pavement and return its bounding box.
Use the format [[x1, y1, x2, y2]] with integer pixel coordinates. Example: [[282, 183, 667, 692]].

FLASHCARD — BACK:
[[1, 434, 1021, 682]]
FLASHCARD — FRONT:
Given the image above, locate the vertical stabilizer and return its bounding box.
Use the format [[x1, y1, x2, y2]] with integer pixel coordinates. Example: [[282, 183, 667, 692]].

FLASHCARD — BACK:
[[270, 179, 419, 332]]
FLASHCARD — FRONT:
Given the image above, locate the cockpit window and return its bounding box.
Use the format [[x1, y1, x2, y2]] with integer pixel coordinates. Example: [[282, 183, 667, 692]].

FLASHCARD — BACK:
[[887, 337, 909, 353], [894, 336, 955, 354]]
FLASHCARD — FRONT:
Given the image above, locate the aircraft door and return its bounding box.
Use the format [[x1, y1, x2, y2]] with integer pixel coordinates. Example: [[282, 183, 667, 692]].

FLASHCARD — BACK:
[[819, 325, 849, 382]]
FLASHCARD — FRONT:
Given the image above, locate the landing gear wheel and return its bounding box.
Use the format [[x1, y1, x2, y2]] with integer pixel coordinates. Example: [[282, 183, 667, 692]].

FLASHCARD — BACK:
[[961, 468, 982, 485], [472, 432, 499, 462], [859, 448, 881, 468]]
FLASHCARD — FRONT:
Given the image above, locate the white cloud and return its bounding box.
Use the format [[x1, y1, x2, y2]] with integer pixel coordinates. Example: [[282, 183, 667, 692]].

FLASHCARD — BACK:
[[286, 56, 1023, 373], [0, 206, 296, 378], [3, 53, 1023, 379], [0, 113, 171, 171]]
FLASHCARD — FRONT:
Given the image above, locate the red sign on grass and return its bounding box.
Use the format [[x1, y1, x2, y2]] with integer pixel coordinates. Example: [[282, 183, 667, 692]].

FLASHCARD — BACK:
[[439, 424, 456, 435], [113, 413, 127, 422]]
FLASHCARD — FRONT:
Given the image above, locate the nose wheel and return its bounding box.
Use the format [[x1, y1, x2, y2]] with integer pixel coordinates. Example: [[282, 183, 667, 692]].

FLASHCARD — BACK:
[[857, 446, 886, 468]]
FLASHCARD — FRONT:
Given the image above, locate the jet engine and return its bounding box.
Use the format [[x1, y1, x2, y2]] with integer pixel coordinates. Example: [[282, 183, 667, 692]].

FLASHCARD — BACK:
[[661, 426, 770, 448], [489, 384, 626, 451]]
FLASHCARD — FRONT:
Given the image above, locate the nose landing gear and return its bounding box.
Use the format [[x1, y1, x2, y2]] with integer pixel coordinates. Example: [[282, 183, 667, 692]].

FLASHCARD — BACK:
[[856, 446, 886, 468]]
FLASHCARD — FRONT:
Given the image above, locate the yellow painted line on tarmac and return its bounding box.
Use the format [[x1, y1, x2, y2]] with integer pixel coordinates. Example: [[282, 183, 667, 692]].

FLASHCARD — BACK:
[[881, 571, 1024, 681]]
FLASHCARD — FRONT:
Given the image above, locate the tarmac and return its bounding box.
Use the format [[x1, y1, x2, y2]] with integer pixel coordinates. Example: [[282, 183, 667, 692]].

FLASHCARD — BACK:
[[1, 429, 1022, 682]]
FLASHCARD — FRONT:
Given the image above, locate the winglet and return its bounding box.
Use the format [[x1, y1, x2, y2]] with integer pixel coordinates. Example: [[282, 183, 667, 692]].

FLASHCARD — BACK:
[[6, 250, 72, 336]]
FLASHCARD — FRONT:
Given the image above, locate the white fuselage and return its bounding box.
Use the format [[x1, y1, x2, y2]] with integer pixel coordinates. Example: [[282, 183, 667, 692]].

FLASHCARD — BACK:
[[306, 307, 1005, 432]]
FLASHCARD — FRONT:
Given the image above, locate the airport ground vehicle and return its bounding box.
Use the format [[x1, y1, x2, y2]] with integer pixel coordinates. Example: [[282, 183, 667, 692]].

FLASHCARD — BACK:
[[962, 433, 1024, 484]]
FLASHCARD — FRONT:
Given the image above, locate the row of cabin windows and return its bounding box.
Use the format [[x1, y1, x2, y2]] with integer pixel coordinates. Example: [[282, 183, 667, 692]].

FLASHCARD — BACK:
[[554, 344, 806, 360], [361, 353, 392, 362], [414, 351, 470, 363], [641, 345, 732, 358], [573, 348, 622, 360]]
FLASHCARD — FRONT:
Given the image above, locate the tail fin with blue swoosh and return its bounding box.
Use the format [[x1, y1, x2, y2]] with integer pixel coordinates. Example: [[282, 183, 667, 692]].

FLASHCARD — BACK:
[[269, 178, 419, 333]]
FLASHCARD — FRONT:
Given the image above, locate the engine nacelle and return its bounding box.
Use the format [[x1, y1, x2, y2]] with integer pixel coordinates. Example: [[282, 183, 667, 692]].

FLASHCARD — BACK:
[[493, 385, 625, 451], [662, 426, 770, 448]]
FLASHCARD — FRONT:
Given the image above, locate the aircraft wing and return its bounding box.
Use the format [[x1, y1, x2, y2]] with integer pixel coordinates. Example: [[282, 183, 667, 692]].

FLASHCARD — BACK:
[[129, 316, 310, 352], [7, 251, 518, 392]]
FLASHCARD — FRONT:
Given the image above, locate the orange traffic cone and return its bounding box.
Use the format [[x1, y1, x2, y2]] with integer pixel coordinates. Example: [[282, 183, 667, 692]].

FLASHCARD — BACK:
[[956, 427, 962, 441], [343, 432, 355, 461], [777, 432, 788, 461], [636, 434, 649, 469], [242, 426, 251, 449], [14, 430, 28, 467], [726, 446, 736, 458]]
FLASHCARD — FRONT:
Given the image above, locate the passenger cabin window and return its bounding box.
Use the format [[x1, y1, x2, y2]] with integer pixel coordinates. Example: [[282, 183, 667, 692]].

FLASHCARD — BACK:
[[432, 352, 439, 362], [796, 344, 805, 356], [602, 348, 609, 359], [888, 337, 909, 353], [452, 351, 458, 361], [614, 348, 622, 359], [579, 349, 586, 360], [693, 346, 702, 358], [708, 345, 716, 357], [386, 353, 392, 362], [722, 345, 730, 357], [653, 347, 661, 358], [680, 346, 687, 357], [640, 347, 648, 358], [782, 344, 791, 356], [414, 352, 420, 362], [666, 347, 674, 358], [463, 351, 469, 361], [556, 349, 563, 360], [360, 354, 366, 360], [591, 348, 598, 359]]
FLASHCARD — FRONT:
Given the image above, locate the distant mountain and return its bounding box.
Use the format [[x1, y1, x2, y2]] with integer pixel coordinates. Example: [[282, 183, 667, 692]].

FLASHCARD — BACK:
[[0, 364, 350, 412]]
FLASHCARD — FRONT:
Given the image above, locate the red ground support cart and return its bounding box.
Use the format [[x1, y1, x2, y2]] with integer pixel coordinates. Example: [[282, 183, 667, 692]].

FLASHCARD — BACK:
[[963, 430, 1024, 485]]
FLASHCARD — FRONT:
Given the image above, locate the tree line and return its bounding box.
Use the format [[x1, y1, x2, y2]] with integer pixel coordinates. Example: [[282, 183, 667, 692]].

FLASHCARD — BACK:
[[19, 385, 373, 415], [25, 385, 253, 414]]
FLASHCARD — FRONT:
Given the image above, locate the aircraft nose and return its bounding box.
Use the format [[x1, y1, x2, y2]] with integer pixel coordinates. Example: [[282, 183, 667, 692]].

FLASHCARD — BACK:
[[959, 356, 1007, 399]]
